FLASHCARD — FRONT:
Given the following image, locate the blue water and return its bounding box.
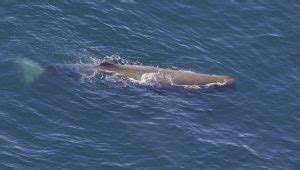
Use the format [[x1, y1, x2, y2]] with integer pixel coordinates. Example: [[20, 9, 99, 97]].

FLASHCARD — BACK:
[[0, 1, 299, 169]]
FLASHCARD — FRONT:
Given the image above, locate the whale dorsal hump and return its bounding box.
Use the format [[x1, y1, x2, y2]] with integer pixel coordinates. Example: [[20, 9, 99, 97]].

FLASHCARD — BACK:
[[100, 61, 116, 67]]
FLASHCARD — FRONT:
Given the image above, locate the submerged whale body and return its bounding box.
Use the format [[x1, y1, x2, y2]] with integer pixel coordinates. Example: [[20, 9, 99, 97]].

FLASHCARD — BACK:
[[46, 61, 235, 87], [94, 62, 234, 87]]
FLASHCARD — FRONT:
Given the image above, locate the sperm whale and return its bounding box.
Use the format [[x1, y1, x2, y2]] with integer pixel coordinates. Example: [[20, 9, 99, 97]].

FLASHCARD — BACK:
[[46, 61, 234, 87], [91, 62, 235, 86]]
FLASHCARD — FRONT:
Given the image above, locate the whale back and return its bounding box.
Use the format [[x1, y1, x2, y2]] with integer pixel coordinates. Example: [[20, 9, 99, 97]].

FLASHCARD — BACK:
[[95, 62, 234, 86], [96, 62, 159, 79]]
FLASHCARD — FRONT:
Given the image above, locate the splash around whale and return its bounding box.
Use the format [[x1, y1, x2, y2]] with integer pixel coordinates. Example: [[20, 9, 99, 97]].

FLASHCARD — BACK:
[[46, 61, 235, 88]]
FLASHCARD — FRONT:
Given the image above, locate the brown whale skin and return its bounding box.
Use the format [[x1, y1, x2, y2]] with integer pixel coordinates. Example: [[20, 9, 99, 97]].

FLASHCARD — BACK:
[[94, 62, 235, 86]]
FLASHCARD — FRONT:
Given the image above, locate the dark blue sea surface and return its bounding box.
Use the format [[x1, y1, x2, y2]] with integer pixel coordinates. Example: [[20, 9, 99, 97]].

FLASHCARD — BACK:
[[0, 0, 299, 169]]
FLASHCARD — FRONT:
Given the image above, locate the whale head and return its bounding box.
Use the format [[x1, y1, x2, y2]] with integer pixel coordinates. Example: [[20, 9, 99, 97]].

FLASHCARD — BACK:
[[223, 76, 235, 86]]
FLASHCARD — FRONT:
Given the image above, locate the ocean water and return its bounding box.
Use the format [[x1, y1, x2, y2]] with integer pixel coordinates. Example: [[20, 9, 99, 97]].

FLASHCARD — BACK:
[[0, 0, 299, 169]]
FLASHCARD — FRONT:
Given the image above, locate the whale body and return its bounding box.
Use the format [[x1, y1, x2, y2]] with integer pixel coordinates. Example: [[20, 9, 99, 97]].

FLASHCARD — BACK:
[[46, 61, 234, 87], [91, 62, 235, 87]]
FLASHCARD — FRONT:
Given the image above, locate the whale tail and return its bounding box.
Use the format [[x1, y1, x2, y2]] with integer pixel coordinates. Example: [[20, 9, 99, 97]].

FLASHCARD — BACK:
[[16, 57, 44, 84]]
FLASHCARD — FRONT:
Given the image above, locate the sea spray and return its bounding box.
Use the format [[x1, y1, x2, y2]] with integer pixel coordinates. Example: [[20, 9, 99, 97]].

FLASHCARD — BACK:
[[16, 57, 44, 84]]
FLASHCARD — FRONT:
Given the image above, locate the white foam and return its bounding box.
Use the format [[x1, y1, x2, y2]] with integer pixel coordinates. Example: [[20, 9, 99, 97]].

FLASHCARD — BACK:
[[139, 72, 173, 86]]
